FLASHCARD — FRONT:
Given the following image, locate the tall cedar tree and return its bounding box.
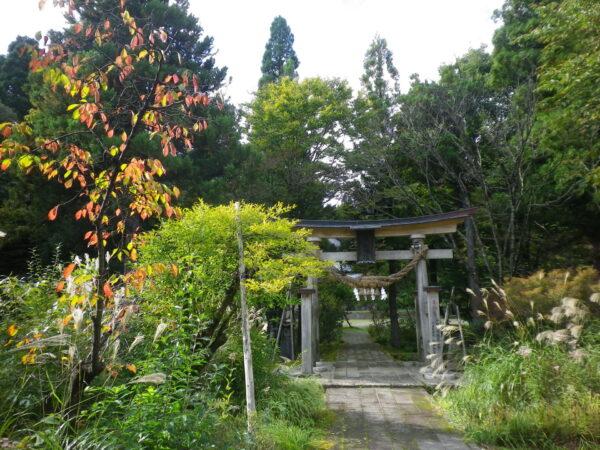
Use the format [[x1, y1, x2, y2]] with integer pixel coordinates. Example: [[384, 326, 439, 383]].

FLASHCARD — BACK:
[[258, 16, 299, 88]]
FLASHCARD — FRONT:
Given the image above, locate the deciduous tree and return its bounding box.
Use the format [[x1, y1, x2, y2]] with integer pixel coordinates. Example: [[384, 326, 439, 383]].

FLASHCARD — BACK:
[[0, 0, 219, 411], [245, 77, 352, 218]]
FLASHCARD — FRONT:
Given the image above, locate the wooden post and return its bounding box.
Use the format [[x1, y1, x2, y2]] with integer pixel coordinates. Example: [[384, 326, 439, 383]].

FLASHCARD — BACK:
[[424, 286, 443, 368], [234, 202, 256, 432], [411, 234, 430, 362], [300, 287, 316, 374], [309, 276, 319, 363], [307, 236, 321, 369]]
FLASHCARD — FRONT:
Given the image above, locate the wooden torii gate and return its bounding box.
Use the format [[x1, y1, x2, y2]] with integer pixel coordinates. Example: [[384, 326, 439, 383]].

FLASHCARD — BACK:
[[295, 209, 476, 375]]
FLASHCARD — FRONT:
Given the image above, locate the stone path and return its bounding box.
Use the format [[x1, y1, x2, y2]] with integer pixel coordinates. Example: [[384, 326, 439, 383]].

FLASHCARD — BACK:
[[324, 329, 477, 449], [318, 328, 428, 387]]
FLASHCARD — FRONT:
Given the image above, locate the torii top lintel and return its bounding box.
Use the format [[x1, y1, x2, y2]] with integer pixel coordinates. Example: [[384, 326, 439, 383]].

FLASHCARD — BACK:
[[295, 208, 477, 239]]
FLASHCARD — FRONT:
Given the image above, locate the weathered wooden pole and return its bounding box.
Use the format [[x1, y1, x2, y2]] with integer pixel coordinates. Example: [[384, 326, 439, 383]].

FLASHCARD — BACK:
[[424, 285, 443, 368], [411, 234, 430, 362], [300, 287, 316, 374], [234, 202, 256, 432]]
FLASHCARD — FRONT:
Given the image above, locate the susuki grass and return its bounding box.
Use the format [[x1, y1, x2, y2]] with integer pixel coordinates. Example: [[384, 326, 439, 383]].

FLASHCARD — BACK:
[[438, 268, 600, 449]]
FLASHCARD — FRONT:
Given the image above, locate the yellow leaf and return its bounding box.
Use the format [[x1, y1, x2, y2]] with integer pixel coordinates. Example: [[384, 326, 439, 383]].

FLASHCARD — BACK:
[[138, 50, 148, 59], [7, 325, 17, 336], [126, 364, 137, 373], [22, 353, 36, 364]]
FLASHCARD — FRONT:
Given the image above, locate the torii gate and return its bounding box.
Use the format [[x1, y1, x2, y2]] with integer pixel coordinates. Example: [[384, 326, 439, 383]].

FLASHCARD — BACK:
[[295, 209, 476, 375]]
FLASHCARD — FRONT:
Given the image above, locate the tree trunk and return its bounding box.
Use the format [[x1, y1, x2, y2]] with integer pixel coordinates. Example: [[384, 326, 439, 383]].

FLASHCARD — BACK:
[[463, 210, 484, 320]]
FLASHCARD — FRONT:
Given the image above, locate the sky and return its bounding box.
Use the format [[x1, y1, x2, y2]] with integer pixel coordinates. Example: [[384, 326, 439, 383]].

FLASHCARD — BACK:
[[0, 0, 504, 106]]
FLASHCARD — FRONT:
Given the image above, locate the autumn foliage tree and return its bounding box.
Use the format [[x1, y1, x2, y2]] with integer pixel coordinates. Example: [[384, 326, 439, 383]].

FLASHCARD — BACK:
[[0, 0, 219, 410]]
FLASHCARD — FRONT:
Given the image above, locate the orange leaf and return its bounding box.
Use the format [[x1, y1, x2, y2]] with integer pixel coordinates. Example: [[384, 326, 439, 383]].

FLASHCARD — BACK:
[[48, 205, 59, 221], [56, 281, 65, 292], [74, 23, 82, 34], [62, 315, 72, 327], [1, 159, 11, 171], [63, 263, 76, 279], [170, 264, 178, 277], [103, 282, 114, 299], [104, 20, 110, 30], [7, 325, 17, 336], [126, 364, 137, 373], [2, 126, 12, 138]]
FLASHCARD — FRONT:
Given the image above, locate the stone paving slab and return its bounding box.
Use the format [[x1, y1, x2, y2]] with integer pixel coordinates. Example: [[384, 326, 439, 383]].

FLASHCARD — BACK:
[[316, 329, 440, 388], [323, 329, 476, 449], [327, 387, 477, 449]]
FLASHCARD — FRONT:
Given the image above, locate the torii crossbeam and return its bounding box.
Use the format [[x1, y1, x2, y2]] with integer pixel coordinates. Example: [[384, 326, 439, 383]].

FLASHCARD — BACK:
[[295, 208, 476, 374]]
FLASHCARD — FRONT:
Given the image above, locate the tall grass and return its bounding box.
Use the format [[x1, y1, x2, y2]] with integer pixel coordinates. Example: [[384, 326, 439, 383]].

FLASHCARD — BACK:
[[439, 268, 600, 449]]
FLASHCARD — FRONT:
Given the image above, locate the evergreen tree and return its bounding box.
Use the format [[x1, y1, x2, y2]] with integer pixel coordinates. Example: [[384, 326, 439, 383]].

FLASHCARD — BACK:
[[344, 35, 400, 218], [0, 36, 37, 119], [258, 16, 299, 88]]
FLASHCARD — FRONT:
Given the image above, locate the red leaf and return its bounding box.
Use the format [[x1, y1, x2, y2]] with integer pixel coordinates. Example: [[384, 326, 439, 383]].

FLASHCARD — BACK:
[[104, 20, 110, 30], [103, 282, 114, 299], [1, 126, 12, 138], [48, 205, 59, 221], [63, 263, 76, 279]]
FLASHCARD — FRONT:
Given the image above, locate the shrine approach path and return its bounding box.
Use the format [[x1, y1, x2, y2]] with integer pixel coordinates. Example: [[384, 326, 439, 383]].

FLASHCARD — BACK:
[[324, 328, 478, 450]]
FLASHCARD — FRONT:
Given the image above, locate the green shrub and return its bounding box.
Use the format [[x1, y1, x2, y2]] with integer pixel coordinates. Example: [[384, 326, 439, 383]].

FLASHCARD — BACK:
[[367, 317, 417, 353], [318, 280, 350, 344]]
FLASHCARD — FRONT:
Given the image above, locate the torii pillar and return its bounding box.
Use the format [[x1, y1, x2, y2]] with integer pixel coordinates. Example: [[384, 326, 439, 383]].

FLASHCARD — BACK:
[[412, 234, 443, 363], [301, 236, 321, 375]]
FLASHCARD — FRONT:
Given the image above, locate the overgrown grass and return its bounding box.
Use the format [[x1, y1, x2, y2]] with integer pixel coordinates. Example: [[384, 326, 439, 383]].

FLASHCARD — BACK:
[[439, 336, 600, 448], [319, 339, 346, 362], [439, 269, 600, 449]]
